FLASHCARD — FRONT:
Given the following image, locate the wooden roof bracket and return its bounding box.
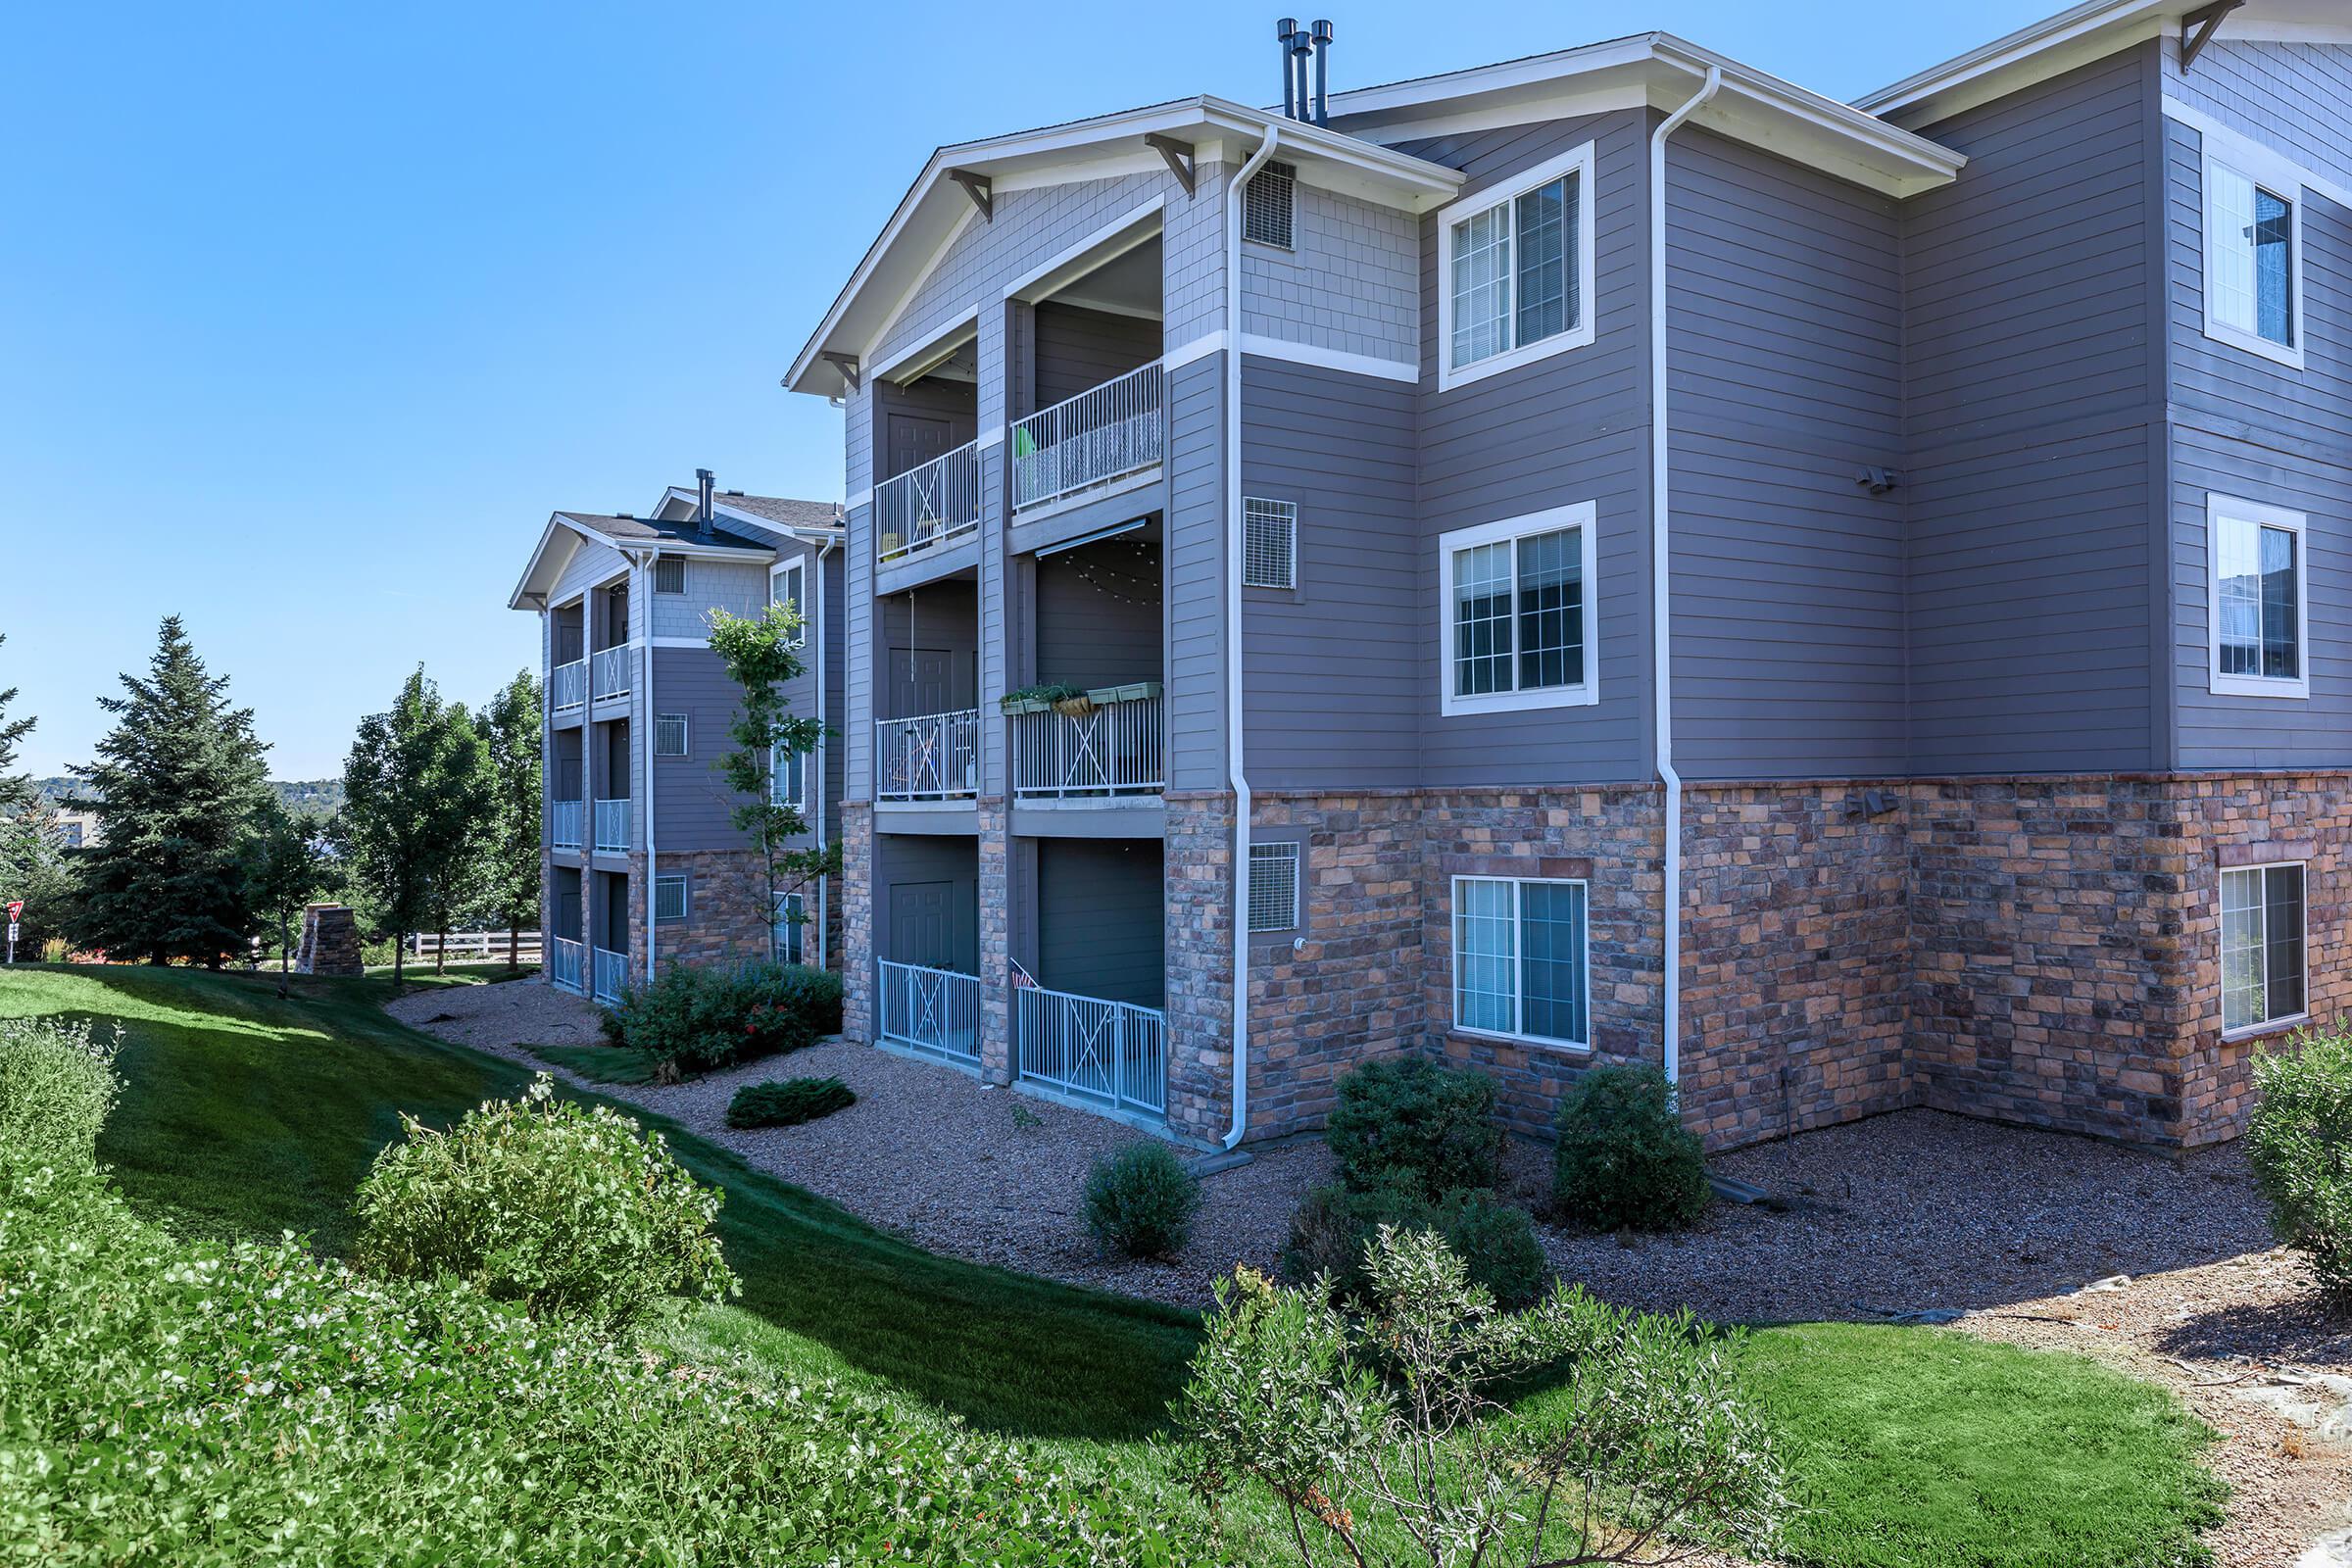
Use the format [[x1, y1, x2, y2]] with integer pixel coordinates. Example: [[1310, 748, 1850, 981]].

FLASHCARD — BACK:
[[947, 168, 993, 221], [819, 352, 861, 392], [1144, 133, 1197, 196], [2180, 0, 2244, 74]]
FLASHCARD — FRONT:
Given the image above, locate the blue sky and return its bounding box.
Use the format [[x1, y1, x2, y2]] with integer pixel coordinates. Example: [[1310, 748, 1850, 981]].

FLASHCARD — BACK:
[[0, 0, 2050, 777]]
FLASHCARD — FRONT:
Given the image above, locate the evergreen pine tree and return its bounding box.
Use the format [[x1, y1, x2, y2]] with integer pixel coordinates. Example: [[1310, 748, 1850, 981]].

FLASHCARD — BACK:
[[0, 631, 61, 957], [68, 616, 272, 966], [480, 669, 544, 974], [0, 632, 34, 822], [341, 667, 491, 991]]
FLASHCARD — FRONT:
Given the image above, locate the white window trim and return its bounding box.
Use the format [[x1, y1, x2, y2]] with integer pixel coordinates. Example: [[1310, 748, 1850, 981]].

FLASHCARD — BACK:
[[654, 872, 689, 923], [1243, 495, 1298, 591], [1438, 502, 1600, 716], [2220, 858, 2311, 1041], [773, 560, 808, 649], [654, 712, 691, 757], [2206, 493, 2310, 700], [1448, 874, 1592, 1054], [1248, 841, 1302, 933], [2200, 132, 2307, 371], [653, 556, 688, 594], [1435, 141, 1597, 393]]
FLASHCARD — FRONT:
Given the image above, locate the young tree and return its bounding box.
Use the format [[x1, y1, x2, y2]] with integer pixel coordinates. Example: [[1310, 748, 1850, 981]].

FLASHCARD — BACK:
[[246, 796, 333, 996], [341, 668, 492, 992], [69, 616, 272, 967], [0, 637, 69, 959], [0, 631, 34, 823], [479, 669, 544, 974], [707, 603, 836, 965]]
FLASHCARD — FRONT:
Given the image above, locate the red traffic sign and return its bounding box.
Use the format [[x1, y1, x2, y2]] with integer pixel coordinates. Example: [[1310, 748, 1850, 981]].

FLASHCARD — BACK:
[[4, 902, 20, 922]]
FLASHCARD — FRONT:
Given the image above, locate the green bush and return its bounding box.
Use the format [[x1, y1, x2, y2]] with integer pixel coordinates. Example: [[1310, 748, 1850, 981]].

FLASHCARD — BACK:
[[2247, 1028, 2352, 1306], [1281, 1181, 1549, 1309], [727, 1076, 856, 1129], [352, 1073, 737, 1330], [1323, 1055, 1502, 1200], [1550, 1065, 1713, 1233], [603, 960, 840, 1080], [1082, 1140, 1201, 1260], [0, 1016, 120, 1178]]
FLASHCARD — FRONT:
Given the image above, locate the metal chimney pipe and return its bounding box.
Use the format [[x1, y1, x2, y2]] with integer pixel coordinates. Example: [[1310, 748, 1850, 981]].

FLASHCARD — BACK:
[[696, 467, 713, 523], [1276, 19, 1298, 118], [1311, 20, 1333, 125], [1290, 26, 1314, 122]]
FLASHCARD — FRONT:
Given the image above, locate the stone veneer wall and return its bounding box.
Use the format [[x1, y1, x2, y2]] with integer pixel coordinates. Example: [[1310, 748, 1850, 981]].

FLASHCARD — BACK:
[[977, 800, 1012, 1085], [839, 804, 874, 1045], [645, 849, 787, 969], [1163, 790, 1238, 1146]]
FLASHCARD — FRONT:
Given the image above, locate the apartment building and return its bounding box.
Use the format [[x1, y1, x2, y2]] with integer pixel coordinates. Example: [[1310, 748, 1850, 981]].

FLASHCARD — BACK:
[[508, 473, 845, 1002], [782, 0, 2352, 1153]]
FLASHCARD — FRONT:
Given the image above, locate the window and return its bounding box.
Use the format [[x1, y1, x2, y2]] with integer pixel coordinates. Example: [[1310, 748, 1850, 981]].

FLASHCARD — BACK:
[[1249, 842, 1300, 932], [770, 742, 807, 809], [1437, 142, 1593, 390], [774, 561, 808, 649], [654, 873, 688, 923], [773, 891, 806, 965], [1451, 876, 1589, 1050], [653, 557, 686, 595], [2222, 862, 2306, 1034], [1244, 160, 1295, 249], [1244, 497, 1298, 590], [2203, 141, 2303, 368], [654, 713, 689, 757], [2208, 495, 2308, 699], [1439, 504, 1596, 715]]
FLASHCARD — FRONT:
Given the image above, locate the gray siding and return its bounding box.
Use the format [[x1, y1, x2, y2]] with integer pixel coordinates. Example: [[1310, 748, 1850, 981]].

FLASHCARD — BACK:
[[2163, 34, 2352, 194], [874, 835, 981, 974], [649, 650, 748, 854], [650, 560, 765, 640], [1241, 178, 1420, 367], [1034, 546, 1160, 690], [876, 578, 981, 716], [1035, 837, 1164, 1007], [1032, 302, 1159, 412], [1165, 350, 1230, 791]]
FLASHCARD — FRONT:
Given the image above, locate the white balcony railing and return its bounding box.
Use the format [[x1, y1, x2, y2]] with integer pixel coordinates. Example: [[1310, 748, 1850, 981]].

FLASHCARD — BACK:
[[1010, 361, 1163, 512], [878, 959, 981, 1065], [592, 798, 632, 854], [876, 709, 980, 801], [1014, 984, 1166, 1116], [551, 799, 583, 851], [551, 659, 587, 712], [875, 439, 980, 566], [591, 645, 631, 701], [550, 936, 585, 996], [1011, 692, 1163, 798], [591, 946, 630, 1005]]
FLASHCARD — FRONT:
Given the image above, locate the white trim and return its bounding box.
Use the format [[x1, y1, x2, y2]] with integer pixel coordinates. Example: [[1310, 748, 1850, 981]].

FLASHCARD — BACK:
[[2223, 21, 2352, 45], [859, 207, 979, 374], [1237, 332, 1418, 383], [977, 424, 1005, 450], [2219, 858, 2311, 1039], [844, 488, 871, 514], [2199, 135, 2308, 370], [870, 306, 981, 386], [772, 558, 809, 649], [647, 637, 709, 650], [1164, 330, 1229, 371], [1857, 0, 2168, 119], [1435, 141, 1598, 393], [1000, 195, 1165, 304], [2163, 99, 2352, 215], [1437, 503, 1600, 717], [2206, 493, 2311, 700], [1447, 874, 1592, 1054], [653, 712, 691, 758], [1348, 81, 1649, 147]]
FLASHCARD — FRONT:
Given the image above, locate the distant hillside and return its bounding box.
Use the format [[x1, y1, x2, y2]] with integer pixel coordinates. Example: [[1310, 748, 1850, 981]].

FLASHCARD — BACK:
[[34, 778, 346, 818]]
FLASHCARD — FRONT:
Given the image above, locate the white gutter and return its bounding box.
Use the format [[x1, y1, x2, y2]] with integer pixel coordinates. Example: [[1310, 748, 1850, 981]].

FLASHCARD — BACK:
[[1651, 66, 1719, 1092], [635, 552, 659, 980], [811, 537, 835, 969], [1223, 124, 1280, 1152]]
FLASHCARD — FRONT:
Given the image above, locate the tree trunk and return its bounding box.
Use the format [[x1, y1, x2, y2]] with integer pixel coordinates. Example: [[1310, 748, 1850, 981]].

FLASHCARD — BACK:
[[509, 921, 519, 975], [278, 912, 290, 999], [435, 926, 447, 975], [391, 937, 405, 993]]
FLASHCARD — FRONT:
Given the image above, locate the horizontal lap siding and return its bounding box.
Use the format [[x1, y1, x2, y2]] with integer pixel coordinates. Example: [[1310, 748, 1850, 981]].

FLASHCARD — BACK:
[[876, 580, 980, 714], [1166, 351, 1229, 791], [1032, 302, 1159, 411], [650, 649, 755, 853], [1035, 547, 1160, 691], [1036, 838, 1165, 1008], [821, 549, 847, 841]]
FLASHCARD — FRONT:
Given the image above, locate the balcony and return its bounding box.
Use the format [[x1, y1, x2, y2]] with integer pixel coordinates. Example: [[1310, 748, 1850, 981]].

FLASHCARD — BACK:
[[877, 958, 981, 1066], [1010, 361, 1163, 513], [876, 709, 980, 802], [875, 440, 980, 567], [550, 936, 585, 996], [593, 798, 632, 854], [591, 946, 630, 1005], [551, 799, 583, 851], [1013, 983, 1166, 1117], [551, 660, 587, 712], [1010, 687, 1163, 799], [591, 645, 631, 702]]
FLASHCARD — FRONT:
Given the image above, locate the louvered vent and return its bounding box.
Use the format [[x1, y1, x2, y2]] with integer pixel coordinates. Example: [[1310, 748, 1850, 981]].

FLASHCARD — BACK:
[[1249, 842, 1299, 932], [1244, 497, 1298, 589], [1244, 160, 1295, 248]]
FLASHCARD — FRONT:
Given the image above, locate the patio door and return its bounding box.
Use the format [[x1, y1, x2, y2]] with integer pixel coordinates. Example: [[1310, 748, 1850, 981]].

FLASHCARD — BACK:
[[890, 881, 955, 971], [887, 414, 951, 480], [890, 646, 954, 716]]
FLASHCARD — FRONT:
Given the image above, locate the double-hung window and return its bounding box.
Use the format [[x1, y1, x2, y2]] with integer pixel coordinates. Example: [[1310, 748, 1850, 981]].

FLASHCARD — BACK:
[[2203, 138, 2304, 368], [1437, 142, 1594, 390], [2208, 495, 2308, 699], [2222, 862, 2306, 1035], [770, 741, 808, 809], [1451, 875, 1590, 1050], [774, 561, 808, 649], [773, 891, 806, 965], [1439, 504, 1596, 714]]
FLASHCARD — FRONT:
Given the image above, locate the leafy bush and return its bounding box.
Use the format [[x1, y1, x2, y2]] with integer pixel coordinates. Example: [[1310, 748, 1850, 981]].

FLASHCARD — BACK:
[[1550, 1064, 1713, 1233], [603, 960, 840, 1080], [353, 1073, 737, 1330], [1083, 1140, 1202, 1260], [1282, 1181, 1548, 1309], [2247, 1028, 2352, 1306], [0, 1016, 120, 1178], [1324, 1055, 1502, 1200], [727, 1076, 856, 1129]]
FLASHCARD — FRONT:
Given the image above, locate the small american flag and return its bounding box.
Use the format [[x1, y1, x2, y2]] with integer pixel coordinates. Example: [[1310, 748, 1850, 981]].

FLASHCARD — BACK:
[[1009, 957, 1038, 990]]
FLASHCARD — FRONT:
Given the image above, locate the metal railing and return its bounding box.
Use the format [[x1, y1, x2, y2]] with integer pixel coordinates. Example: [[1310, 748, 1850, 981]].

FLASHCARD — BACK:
[[1012, 693, 1164, 798], [591, 645, 631, 701], [876, 709, 980, 801], [592, 798, 632, 854], [551, 937, 585, 995], [1014, 984, 1166, 1116], [551, 659, 587, 711], [875, 439, 980, 566], [878, 959, 982, 1065], [1011, 360, 1163, 512], [551, 798, 583, 850], [591, 946, 630, 1005]]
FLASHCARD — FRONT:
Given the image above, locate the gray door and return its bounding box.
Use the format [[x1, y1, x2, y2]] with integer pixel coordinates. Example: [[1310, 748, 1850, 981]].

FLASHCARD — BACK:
[[889, 881, 954, 969], [887, 414, 951, 480], [890, 646, 953, 716]]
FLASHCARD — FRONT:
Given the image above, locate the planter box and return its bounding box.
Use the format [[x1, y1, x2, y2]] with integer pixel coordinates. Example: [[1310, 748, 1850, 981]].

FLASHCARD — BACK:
[[1087, 681, 1162, 706]]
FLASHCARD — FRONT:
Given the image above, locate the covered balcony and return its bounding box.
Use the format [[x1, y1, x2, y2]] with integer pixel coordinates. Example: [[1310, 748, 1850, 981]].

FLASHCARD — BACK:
[[1010, 534, 1163, 800], [590, 867, 629, 1004], [592, 719, 631, 854], [873, 837, 981, 1066], [1012, 837, 1165, 1119], [874, 578, 980, 803], [1009, 233, 1163, 516], [549, 868, 584, 996], [550, 736, 584, 851], [590, 582, 631, 702], [872, 326, 979, 571], [550, 601, 587, 713]]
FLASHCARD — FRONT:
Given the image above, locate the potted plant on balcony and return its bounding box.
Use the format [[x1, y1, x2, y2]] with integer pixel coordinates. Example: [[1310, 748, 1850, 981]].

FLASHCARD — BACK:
[[1000, 682, 1087, 717], [1085, 680, 1162, 707]]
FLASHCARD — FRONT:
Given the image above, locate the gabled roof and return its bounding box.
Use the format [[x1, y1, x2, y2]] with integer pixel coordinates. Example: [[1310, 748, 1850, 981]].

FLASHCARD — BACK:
[[507, 509, 774, 611]]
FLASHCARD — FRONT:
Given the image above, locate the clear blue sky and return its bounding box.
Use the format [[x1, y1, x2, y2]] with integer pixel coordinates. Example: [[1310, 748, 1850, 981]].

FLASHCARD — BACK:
[[0, 0, 2049, 778]]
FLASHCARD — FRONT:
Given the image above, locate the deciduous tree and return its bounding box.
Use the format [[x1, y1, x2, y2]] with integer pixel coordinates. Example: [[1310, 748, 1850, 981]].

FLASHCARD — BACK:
[[708, 603, 836, 965], [246, 796, 333, 996], [341, 668, 491, 991], [479, 669, 544, 973]]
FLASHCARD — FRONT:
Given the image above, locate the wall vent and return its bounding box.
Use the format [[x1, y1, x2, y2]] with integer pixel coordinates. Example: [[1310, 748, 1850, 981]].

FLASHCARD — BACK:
[[1244, 496, 1298, 588]]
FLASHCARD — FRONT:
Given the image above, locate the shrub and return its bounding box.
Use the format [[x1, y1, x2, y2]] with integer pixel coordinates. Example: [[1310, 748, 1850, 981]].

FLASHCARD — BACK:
[[727, 1076, 856, 1129], [352, 1073, 737, 1330], [0, 1015, 120, 1178], [1083, 1140, 1201, 1260], [1323, 1056, 1502, 1200], [1550, 1064, 1713, 1233], [604, 960, 839, 1080], [1282, 1181, 1548, 1309], [2247, 1029, 2352, 1306]]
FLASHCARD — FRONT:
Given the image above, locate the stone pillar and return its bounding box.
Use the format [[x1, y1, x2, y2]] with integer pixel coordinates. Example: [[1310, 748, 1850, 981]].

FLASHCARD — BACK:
[[977, 798, 1012, 1084], [1163, 789, 1237, 1146], [840, 803, 874, 1044], [296, 905, 363, 977]]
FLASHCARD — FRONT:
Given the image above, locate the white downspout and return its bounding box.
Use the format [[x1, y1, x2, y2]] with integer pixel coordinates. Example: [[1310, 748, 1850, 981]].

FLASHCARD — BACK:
[[812, 535, 835, 969], [1223, 124, 1281, 1151], [637, 552, 658, 980], [1651, 66, 1720, 1091]]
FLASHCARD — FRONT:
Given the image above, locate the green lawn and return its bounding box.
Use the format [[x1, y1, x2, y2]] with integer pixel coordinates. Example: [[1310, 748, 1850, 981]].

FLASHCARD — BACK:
[[0, 963, 2228, 1565], [530, 1040, 662, 1084]]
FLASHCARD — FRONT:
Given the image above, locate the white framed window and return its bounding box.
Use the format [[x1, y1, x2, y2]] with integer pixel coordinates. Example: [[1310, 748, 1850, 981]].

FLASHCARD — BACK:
[[1439, 503, 1597, 715], [2222, 861, 2306, 1035], [1244, 160, 1295, 249], [654, 713, 689, 757], [1436, 142, 1594, 392], [1450, 875, 1590, 1051], [770, 742, 808, 809], [1248, 841, 1300, 932], [2208, 495, 2308, 699], [773, 891, 806, 965], [773, 560, 808, 649], [653, 557, 687, 595], [654, 873, 688, 923], [2202, 136, 2305, 369], [1244, 497, 1298, 590]]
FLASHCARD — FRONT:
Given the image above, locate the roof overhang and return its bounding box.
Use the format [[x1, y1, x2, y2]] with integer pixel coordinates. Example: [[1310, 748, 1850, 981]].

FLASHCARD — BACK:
[[783, 96, 1463, 399], [506, 512, 772, 611], [1327, 33, 1966, 202]]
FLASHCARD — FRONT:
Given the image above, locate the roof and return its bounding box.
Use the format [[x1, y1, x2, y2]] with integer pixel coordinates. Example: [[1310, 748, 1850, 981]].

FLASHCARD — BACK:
[[709, 493, 845, 532], [552, 511, 773, 553]]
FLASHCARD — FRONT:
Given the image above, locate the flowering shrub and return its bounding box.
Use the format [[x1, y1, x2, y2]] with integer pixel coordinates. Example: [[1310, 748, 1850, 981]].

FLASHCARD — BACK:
[[603, 960, 841, 1080], [353, 1073, 736, 1330]]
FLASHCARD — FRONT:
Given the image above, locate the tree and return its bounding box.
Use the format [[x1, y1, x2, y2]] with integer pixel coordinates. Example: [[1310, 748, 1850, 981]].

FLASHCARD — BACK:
[[479, 669, 544, 974], [0, 631, 54, 956], [342, 668, 492, 992], [246, 797, 333, 997], [707, 603, 836, 965], [0, 632, 34, 823], [68, 617, 272, 967]]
